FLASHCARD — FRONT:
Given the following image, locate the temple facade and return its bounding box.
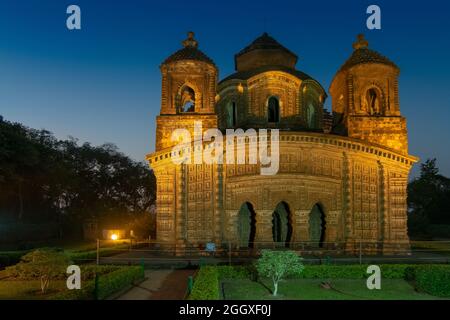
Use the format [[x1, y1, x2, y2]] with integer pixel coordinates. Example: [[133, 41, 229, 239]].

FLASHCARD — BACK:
[[147, 32, 418, 254]]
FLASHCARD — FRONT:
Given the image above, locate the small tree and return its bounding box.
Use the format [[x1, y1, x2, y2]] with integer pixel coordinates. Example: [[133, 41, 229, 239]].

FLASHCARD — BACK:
[[6, 248, 70, 294], [256, 249, 304, 296]]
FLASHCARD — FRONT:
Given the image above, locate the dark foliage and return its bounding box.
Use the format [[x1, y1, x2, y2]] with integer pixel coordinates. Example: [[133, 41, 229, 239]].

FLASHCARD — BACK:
[[0, 118, 156, 238], [407, 158, 450, 238]]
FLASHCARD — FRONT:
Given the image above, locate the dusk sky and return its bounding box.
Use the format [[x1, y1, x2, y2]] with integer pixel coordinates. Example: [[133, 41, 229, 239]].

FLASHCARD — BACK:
[[1, 0, 449, 177]]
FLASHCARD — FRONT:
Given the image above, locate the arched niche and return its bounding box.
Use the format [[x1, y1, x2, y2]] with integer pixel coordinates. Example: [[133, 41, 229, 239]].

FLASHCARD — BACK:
[[237, 202, 256, 248], [360, 84, 385, 115], [309, 203, 326, 248], [271, 201, 292, 247], [226, 101, 238, 127], [176, 83, 199, 113], [267, 96, 280, 123]]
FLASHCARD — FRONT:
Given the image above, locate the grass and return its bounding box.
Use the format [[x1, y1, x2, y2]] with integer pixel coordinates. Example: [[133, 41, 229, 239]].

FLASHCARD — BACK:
[[0, 280, 67, 300], [221, 278, 447, 300]]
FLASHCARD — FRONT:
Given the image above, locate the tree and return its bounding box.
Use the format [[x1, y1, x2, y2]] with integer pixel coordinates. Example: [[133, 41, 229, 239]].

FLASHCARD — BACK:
[[256, 250, 304, 296], [407, 158, 450, 239], [5, 248, 70, 294], [0, 117, 157, 239], [408, 158, 450, 236]]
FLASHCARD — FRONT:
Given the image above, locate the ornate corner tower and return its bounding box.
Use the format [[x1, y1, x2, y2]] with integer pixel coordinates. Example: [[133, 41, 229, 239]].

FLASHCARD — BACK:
[[330, 34, 408, 154], [156, 32, 218, 151]]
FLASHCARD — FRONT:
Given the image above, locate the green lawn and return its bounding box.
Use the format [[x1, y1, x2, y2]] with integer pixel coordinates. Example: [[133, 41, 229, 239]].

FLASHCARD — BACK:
[[0, 280, 67, 300], [222, 278, 446, 300]]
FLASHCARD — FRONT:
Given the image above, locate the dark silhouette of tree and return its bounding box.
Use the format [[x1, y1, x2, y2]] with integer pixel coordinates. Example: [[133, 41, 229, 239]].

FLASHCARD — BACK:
[[408, 158, 450, 237], [0, 118, 156, 238]]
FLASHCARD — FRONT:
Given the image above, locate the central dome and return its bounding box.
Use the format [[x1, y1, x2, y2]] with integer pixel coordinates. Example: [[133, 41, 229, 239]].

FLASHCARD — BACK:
[[234, 32, 298, 71]]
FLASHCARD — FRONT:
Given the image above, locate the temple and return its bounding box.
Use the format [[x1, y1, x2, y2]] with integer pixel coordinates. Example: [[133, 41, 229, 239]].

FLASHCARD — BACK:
[[146, 32, 418, 255]]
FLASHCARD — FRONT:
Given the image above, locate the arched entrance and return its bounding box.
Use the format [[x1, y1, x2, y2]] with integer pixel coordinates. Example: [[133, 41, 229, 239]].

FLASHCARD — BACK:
[[271, 202, 292, 247], [309, 203, 326, 248], [237, 202, 256, 248]]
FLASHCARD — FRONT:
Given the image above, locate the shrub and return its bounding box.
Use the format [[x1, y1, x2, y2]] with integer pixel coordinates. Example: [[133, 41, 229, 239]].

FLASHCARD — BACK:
[[217, 265, 254, 280], [189, 264, 450, 299], [415, 265, 450, 297], [380, 265, 414, 279], [256, 250, 304, 296], [189, 266, 220, 300], [50, 280, 96, 300], [79, 265, 121, 280], [50, 266, 144, 300], [96, 266, 144, 300], [5, 248, 70, 294]]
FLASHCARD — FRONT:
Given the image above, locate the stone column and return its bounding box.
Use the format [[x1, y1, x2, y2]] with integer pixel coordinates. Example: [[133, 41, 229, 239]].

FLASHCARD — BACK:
[[343, 152, 356, 254], [292, 210, 310, 242], [325, 210, 340, 243], [224, 210, 238, 243], [255, 210, 274, 247], [175, 164, 186, 255]]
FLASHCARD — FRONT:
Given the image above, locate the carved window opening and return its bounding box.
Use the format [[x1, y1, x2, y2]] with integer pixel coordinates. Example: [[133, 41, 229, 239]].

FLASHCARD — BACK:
[[367, 88, 380, 115], [179, 85, 196, 113], [268, 96, 280, 123], [307, 103, 317, 128], [227, 101, 238, 127]]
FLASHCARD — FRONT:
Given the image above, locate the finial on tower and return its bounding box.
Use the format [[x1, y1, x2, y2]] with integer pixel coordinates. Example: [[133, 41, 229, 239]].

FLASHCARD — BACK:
[[352, 34, 369, 50], [182, 31, 198, 48]]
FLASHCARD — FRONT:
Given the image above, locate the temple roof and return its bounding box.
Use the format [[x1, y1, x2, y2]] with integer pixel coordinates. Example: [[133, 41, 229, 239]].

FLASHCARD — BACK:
[[339, 34, 398, 72], [235, 32, 298, 59], [162, 32, 215, 65], [220, 65, 313, 84], [234, 32, 298, 71]]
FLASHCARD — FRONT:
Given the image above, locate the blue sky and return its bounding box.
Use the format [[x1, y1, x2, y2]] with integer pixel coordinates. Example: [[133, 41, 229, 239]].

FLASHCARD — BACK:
[[0, 0, 449, 177]]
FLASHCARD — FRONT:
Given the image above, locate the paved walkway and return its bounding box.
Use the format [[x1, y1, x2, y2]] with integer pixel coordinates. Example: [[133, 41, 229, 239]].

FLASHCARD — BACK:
[[115, 269, 196, 300]]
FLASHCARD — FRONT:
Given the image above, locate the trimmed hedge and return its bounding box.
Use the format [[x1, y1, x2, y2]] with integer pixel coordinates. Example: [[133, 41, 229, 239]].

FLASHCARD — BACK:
[[189, 264, 450, 299], [51, 280, 96, 300], [415, 265, 450, 298], [293, 264, 416, 279], [96, 266, 144, 300], [188, 266, 220, 300], [217, 265, 254, 280], [50, 266, 144, 300], [0, 244, 128, 267]]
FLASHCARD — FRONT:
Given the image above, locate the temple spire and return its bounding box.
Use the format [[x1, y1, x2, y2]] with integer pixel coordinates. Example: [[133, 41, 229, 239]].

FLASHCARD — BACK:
[[352, 34, 369, 50], [182, 31, 198, 48]]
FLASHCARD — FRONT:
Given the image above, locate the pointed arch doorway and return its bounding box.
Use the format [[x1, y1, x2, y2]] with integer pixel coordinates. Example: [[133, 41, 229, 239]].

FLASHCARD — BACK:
[[272, 202, 292, 247], [309, 203, 326, 248], [237, 202, 256, 248]]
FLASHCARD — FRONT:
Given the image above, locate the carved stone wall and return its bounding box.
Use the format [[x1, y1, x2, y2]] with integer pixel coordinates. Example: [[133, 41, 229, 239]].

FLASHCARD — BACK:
[[148, 33, 416, 255], [148, 132, 416, 254], [216, 72, 325, 131], [155, 114, 217, 151]]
